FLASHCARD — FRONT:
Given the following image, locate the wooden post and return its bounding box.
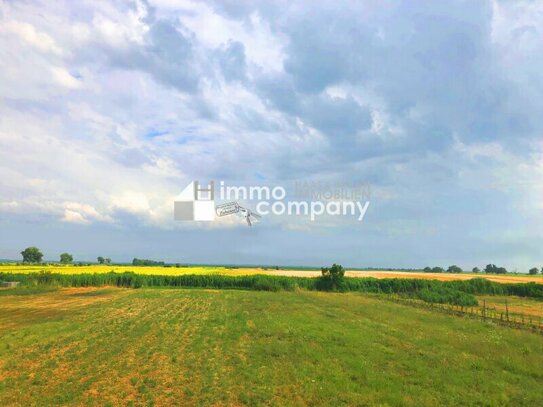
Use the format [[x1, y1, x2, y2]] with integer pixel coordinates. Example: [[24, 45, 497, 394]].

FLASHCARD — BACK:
[[505, 299, 509, 322]]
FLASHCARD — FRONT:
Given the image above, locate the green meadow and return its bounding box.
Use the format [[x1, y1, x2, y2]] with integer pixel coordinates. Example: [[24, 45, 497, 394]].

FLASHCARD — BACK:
[[0, 287, 542, 406]]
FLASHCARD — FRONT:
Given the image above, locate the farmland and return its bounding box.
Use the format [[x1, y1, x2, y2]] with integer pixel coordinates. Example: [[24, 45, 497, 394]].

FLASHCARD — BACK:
[[1, 287, 542, 406], [477, 295, 543, 319], [0, 264, 542, 283]]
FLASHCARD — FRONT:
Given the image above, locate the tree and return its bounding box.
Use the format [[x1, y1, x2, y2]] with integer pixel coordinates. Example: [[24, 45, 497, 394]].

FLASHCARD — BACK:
[[485, 264, 507, 274], [472, 267, 480, 273], [447, 265, 463, 273], [529, 267, 539, 275], [132, 258, 165, 266], [59, 253, 73, 264], [431, 267, 444, 273], [97, 256, 105, 264], [21, 247, 43, 263], [321, 263, 345, 289], [105, 258, 111, 264], [423, 267, 432, 273]]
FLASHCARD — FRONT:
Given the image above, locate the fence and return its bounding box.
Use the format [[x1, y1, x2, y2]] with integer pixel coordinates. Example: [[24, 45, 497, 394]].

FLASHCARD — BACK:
[[382, 294, 543, 334]]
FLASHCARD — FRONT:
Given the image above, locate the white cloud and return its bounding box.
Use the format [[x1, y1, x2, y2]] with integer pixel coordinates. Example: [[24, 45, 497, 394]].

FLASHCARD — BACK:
[[1, 21, 63, 55], [453, 136, 504, 160], [173, 1, 285, 73], [110, 191, 150, 215], [62, 209, 90, 224], [51, 66, 83, 89], [64, 202, 112, 223]]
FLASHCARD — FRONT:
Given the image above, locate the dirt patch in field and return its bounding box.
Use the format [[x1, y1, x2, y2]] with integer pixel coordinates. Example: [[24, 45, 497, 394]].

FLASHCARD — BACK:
[[0, 287, 127, 330]]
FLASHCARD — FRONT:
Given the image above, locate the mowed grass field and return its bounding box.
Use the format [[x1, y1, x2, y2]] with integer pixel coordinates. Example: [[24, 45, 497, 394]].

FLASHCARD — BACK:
[[1, 264, 542, 283], [0, 288, 542, 406]]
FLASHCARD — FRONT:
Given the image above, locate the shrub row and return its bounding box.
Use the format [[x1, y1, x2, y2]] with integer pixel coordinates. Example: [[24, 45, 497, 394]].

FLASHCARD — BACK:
[[416, 287, 478, 306], [2, 272, 541, 305]]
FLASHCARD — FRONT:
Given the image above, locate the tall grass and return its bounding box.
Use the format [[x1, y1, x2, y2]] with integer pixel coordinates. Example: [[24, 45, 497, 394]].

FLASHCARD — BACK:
[[2, 272, 541, 306]]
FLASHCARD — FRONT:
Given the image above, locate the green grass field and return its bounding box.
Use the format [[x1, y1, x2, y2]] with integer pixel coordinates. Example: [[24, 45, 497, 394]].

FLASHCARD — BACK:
[[0, 287, 542, 406]]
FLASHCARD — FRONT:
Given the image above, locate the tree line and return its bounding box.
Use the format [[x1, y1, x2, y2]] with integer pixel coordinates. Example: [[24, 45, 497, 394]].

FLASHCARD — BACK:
[[423, 264, 542, 275], [19, 247, 113, 265], [16, 247, 543, 275]]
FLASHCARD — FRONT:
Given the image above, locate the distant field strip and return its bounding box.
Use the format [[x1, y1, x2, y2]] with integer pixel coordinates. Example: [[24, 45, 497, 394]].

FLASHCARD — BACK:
[[0, 288, 542, 406], [0, 265, 231, 276], [0, 265, 541, 284]]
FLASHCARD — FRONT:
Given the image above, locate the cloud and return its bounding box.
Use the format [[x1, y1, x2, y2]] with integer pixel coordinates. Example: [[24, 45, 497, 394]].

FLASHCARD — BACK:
[[1, 21, 63, 55], [215, 40, 247, 82], [50, 67, 83, 89], [1, 0, 543, 268]]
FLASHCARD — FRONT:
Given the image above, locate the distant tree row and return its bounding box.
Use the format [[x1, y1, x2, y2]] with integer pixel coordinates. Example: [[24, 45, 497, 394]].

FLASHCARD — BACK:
[[19, 247, 113, 265], [421, 264, 542, 275], [16, 247, 542, 275], [423, 266, 463, 273], [132, 258, 165, 266], [20, 247, 74, 264], [423, 264, 507, 274]]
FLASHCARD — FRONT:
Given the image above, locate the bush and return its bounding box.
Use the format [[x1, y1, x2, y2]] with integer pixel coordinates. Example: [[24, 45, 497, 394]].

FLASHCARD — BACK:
[[320, 264, 345, 290], [417, 287, 477, 306]]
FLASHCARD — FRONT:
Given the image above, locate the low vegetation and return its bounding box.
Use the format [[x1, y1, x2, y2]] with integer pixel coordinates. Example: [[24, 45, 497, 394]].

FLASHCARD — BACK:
[[0, 288, 541, 406], [132, 258, 165, 266], [2, 268, 543, 307]]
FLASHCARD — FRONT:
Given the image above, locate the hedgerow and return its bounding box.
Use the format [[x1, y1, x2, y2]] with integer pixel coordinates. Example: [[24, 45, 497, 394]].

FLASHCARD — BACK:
[[1, 272, 541, 306]]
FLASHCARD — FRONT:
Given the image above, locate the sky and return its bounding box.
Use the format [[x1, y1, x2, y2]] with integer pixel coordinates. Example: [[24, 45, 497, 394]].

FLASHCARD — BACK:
[[0, 0, 542, 270]]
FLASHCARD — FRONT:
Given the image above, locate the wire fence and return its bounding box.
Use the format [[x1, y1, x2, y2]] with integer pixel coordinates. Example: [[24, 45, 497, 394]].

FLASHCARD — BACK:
[[382, 294, 543, 334]]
